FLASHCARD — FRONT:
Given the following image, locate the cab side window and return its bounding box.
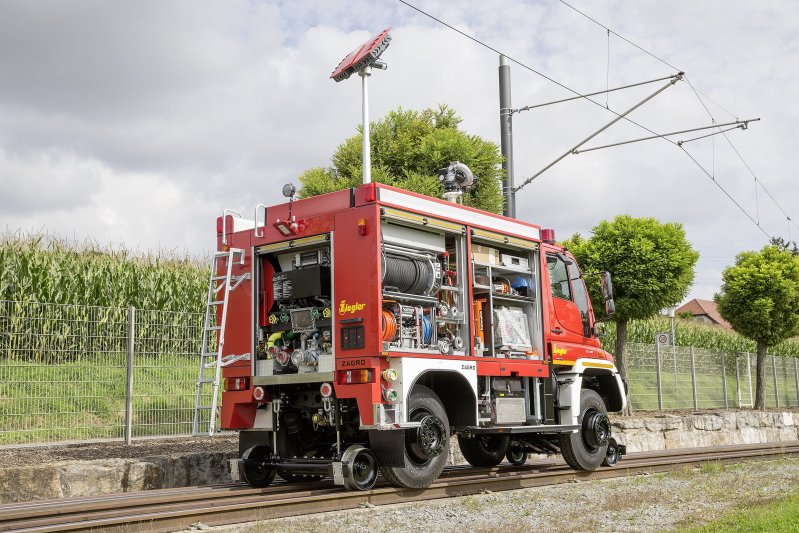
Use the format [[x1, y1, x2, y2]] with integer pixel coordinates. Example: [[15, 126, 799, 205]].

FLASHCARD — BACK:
[[567, 262, 590, 321], [547, 254, 572, 301]]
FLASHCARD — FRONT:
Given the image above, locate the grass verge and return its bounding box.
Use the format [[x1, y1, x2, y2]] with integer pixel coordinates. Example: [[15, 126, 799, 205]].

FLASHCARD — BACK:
[[678, 492, 799, 532]]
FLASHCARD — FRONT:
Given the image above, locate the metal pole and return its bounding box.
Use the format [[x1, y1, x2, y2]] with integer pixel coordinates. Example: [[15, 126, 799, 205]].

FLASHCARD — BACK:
[[794, 357, 799, 407], [735, 354, 741, 408], [359, 66, 372, 184], [670, 314, 677, 390], [772, 354, 780, 408], [499, 55, 515, 218], [720, 352, 728, 409], [747, 353, 753, 407], [689, 346, 697, 410], [124, 306, 135, 445], [655, 341, 663, 411]]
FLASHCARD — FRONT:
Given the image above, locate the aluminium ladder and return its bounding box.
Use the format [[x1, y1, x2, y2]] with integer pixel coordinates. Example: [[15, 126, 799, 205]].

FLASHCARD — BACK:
[[193, 248, 250, 436]]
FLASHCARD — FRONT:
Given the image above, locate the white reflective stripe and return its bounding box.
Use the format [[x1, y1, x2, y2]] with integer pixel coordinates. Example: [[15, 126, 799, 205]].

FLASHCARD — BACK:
[[379, 188, 541, 240]]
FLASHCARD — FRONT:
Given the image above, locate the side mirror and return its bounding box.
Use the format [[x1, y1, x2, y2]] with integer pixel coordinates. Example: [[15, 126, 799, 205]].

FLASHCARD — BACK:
[[601, 271, 615, 317], [592, 322, 608, 337]]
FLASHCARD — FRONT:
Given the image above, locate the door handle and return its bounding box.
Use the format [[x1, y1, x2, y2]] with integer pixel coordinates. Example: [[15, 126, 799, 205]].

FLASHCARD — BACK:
[[551, 327, 563, 334]]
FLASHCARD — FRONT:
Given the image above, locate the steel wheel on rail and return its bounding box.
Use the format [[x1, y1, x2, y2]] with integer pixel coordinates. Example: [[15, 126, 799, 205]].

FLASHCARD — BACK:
[[341, 445, 379, 491], [506, 446, 528, 466], [458, 434, 510, 467], [560, 389, 610, 471], [379, 385, 450, 489], [239, 444, 277, 488], [602, 437, 620, 467]]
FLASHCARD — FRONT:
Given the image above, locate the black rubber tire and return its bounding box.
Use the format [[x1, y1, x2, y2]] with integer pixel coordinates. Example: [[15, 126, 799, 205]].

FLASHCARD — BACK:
[[506, 447, 528, 466], [602, 437, 620, 467], [240, 444, 276, 488], [379, 385, 450, 489], [458, 434, 510, 467], [560, 389, 609, 471]]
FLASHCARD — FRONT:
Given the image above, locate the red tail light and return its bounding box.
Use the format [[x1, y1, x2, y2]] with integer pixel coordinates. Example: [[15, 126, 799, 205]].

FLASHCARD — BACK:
[[224, 377, 250, 391], [337, 369, 374, 384], [363, 183, 377, 202]]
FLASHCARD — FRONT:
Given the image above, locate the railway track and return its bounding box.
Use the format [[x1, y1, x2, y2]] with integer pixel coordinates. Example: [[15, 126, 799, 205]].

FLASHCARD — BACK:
[[2, 441, 798, 533]]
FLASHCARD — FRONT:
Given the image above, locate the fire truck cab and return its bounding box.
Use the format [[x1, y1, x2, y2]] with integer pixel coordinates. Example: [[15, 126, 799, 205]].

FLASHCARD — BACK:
[[211, 183, 626, 491]]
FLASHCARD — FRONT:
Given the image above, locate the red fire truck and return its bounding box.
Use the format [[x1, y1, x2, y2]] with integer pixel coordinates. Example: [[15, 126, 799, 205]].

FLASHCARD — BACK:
[[196, 181, 626, 491]]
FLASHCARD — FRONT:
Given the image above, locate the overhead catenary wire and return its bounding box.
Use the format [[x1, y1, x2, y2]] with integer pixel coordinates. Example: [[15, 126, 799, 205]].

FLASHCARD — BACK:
[[397, 0, 681, 146], [557, 0, 798, 238], [397, 0, 789, 240]]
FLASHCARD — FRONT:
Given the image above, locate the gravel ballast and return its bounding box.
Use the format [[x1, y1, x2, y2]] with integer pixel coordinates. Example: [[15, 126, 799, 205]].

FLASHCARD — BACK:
[[209, 457, 799, 533]]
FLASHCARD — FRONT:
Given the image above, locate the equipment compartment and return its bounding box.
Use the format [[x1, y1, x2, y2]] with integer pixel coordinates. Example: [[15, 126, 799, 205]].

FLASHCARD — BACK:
[[255, 236, 334, 376]]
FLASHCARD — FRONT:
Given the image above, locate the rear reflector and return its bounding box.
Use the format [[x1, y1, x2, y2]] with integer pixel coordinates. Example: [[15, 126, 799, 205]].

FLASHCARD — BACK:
[[252, 386, 266, 401], [337, 369, 373, 384], [224, 377, 249, 391]]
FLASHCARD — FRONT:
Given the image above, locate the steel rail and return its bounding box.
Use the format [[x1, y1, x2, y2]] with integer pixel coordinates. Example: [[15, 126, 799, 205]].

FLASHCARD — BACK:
[[2, 442, 799, 533]]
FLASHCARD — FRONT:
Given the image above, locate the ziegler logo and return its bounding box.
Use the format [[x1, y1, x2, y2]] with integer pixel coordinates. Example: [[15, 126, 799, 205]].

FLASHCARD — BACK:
[[553, 345, 568, 356], [341, 359, 367, 367], [339, 300, 366, 315]]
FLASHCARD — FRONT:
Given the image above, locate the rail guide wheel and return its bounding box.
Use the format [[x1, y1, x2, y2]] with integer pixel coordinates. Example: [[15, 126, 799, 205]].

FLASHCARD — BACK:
[[506, 447, 528, 467], [341, 445, 379, 491], [602, 437, 621, 467], [240, 444, 277, 488]]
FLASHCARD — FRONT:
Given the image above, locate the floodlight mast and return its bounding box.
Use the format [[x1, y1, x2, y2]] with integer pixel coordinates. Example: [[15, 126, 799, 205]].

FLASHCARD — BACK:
[[330, 28, 392, 185]]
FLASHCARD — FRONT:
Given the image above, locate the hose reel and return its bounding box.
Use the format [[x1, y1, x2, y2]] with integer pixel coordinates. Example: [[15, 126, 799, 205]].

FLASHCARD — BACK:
[[381, 251, 441, 296]]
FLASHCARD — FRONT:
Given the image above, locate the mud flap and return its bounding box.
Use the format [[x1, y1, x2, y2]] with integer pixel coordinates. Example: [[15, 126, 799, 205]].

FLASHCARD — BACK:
[[368, 429, 406, 467]]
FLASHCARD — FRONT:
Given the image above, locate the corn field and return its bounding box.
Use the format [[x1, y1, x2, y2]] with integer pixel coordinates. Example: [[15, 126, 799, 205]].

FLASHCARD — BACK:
[[600, 316, 799, 357], [0, 232, 208, 313]]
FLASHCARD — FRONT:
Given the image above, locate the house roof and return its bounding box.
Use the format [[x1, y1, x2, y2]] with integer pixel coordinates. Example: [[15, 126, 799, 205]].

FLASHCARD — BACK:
[[676, 299, 732, 329]]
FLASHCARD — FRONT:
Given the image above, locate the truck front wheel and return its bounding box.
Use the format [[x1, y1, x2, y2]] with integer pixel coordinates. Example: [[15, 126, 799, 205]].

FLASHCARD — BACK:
[[380, 385, 449, 489], [560, 389, 610, 471]]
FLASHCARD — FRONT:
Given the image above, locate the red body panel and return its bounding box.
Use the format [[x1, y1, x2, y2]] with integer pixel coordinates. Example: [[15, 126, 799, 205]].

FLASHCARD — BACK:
[[217, 184, 612, 430]]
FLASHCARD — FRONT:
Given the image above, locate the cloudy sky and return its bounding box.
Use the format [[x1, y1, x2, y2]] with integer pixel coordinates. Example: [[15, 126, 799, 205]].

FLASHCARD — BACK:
[[1, 0, 797, 302]]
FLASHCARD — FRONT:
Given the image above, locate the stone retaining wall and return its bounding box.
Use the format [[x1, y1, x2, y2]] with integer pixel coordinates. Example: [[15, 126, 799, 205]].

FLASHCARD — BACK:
[[0, 451, 235, 504], [448, 410, 799, 465], [3, 410, 798, 503]]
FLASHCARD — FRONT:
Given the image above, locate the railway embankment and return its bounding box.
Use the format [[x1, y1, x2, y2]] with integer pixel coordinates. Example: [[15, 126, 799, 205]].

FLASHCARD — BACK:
[[2, 410, 798, 504]]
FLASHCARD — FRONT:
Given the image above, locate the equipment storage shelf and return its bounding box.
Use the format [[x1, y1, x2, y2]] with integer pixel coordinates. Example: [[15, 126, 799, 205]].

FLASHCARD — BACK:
[[380, 215, 470, 357], [471, 239, 543, 360]]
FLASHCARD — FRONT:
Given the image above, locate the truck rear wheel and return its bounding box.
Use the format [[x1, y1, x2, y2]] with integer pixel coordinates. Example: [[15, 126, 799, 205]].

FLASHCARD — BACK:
[[560, 389, 610, 471], [380, 385, 449, 489], [458, 434, 510, 467]]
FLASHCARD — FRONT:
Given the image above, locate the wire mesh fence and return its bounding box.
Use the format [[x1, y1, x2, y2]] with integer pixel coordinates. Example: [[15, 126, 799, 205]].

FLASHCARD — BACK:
[[2, 300, 799, 446], [626, 342, 799, 411], [0, 300, 203, 445]]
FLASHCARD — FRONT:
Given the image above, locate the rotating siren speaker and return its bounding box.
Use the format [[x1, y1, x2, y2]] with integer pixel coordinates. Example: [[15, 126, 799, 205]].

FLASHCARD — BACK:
[[437, 161, 476, 192]]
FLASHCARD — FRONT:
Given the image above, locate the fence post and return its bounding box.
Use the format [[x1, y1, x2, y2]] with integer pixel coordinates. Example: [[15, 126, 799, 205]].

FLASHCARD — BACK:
[[689, 346, 698, 410], [794, 357, 799, 408], [772, 354, 780, 409], [735, 354, 741, 408], [720, 352, 728, 409], [124, 306, 135, 445], [747, 353, 753, 408], [655, 341, 663, 411]]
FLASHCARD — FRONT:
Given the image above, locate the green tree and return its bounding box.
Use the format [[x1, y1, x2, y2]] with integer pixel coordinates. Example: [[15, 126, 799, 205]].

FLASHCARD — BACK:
[[563, 216, 699, 405], [298, 105, 505, 213], [715, 245, 799, 409]]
